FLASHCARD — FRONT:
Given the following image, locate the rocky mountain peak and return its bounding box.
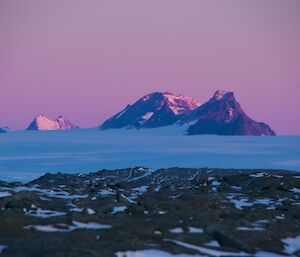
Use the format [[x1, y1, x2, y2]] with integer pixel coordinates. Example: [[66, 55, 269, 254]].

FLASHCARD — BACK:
[[212, 90, 234, 101], [27, 115, 78, 131], [99, 91, 200, 129], [183, 91, 275, 136]]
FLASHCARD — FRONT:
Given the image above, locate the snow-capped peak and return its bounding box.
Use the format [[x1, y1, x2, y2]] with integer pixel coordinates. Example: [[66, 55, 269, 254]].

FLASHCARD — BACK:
[[138, 91, 200, 115], [34, 115, 59, 130], [162, 92, 201, 115], [27, 115, 78, 131], [99, 91, 200, 129]]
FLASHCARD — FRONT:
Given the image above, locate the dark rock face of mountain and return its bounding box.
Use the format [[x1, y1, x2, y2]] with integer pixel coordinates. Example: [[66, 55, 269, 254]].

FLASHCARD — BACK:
[[99, 92, 200, 129], [182, 90, 275, 136]]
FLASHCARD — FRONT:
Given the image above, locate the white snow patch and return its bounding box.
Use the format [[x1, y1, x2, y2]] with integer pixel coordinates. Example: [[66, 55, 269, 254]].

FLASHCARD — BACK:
[[87, 208, 95, 215], [154, 186, 161, 192], [132, 186, 148, 194], [272, 175, 283, 178], [291, 187, 300, 194], [112, 206, 127, 214], [169, 194, 181, 200], [163, 92, 200, 115], [250, 172, 268, 178], [211, 181, 221, 186], [24, 224, 73, 232], [142, 112, 154, 120], [0, 191, 12, 197], [203, 240, 220, 247], [227, 195, 281, 210], [98, 189, 115, 197], [169, 227, 184, 234], [254, 251, 290, 257], [25, 208, 66, 218], [254, 198, 275, 206], [227, 195, 254, 209], [72, 221, 111, 230], [207, 176, 215, 181], [228, 108, 234, 119], [70, 207, 84, 213], [188, 227, 203, 233], [237, 227, 265, 232], [115, 249, 204, 257], [128, 169, 154, 182], [158, 210, 167, 215], [282, 236, 300, 254], [120, 193, 136, 204], [25, 221, 112, 232], [0, 245, 7, 253], [231, 186, 242, 190], [276, 214, 285, 220], [24, 224, 72, 232], [0, 186, 88, 199], [255, 219, 270, 224], [165, 239, 250, 256]]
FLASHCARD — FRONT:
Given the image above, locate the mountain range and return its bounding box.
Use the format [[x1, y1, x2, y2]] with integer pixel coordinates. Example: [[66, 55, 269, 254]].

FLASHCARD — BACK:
[[26, 115, 79, 131], [100, 90, 275, 136], [1, 90, 276, 135]]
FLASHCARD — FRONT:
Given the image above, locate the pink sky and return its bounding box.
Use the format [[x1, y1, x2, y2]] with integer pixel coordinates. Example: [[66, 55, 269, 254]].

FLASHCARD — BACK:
[[0, 0, 299, 134]]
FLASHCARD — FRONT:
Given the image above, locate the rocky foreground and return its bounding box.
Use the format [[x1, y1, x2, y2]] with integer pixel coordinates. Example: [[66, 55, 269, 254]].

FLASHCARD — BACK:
[[0, 167, 300, 257]]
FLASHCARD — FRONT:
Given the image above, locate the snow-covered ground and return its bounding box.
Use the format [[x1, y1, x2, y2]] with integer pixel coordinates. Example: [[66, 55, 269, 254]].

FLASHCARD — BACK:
[[0, 126, 300, 182]]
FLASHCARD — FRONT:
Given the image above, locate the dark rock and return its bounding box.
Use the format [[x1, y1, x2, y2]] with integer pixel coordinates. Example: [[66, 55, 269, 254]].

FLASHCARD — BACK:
[[0, 167, 299, 257], [183, 90, 275, 136]]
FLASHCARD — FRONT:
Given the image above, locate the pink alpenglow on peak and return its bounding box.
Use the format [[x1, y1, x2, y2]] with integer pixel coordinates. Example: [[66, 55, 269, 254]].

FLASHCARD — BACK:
[[100, 91, 201, 129], [26, 114, 79, 131], [161, 92, 200, 115]]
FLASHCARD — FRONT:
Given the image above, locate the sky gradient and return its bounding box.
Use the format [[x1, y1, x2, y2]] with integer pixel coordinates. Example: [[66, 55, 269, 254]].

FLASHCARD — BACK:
[[0, 0, 300, 134]]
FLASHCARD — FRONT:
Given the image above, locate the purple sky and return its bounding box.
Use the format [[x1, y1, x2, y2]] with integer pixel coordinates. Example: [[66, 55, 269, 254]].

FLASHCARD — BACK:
[[0, 0, 300, 134]]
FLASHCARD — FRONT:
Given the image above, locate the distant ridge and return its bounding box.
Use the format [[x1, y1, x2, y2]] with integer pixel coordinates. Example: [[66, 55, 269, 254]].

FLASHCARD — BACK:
[[100, 90, 275, 136], [100, 91, 200, 129], [26, 114, 79, 131]]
